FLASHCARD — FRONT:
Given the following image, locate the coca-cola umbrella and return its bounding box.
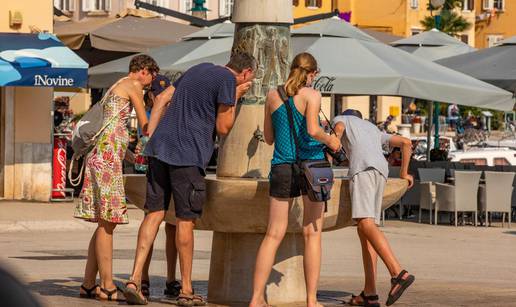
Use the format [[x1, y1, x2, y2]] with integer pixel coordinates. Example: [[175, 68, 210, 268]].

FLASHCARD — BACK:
[[291, 17, 514, 111]]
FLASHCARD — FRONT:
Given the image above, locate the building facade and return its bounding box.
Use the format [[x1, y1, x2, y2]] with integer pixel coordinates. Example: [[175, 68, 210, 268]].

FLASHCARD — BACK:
[[474, 0, 515, 48], [1, 0, 55, 201], [337, 0, 476, 46], [53, 0, 234, 22]]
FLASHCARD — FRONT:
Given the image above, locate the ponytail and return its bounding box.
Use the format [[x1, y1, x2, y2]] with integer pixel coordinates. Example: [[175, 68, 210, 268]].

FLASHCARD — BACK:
[[284, 52, 318, 97]]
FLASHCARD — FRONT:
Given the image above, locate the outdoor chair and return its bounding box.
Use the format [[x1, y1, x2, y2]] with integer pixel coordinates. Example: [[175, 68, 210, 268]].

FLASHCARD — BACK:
[[434, 171, 482, 227], [478, 171, 515, 228], [418, 168, 446, 224]]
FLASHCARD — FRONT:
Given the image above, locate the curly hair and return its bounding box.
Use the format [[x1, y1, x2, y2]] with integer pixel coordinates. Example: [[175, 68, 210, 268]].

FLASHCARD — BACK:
[[129, 54, 159, 74]]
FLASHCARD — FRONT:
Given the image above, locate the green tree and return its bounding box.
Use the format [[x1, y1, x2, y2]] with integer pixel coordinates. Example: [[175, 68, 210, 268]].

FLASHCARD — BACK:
[[421, 0, 472, 36]]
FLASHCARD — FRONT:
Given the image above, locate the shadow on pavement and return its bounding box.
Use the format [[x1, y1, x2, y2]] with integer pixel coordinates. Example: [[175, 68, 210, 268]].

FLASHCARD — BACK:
[[317, 289, 352, 305]]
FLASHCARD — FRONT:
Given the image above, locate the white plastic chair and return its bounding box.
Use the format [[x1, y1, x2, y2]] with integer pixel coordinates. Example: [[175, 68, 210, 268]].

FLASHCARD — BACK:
[[418, 168, 446, 224], [478, 171, 515, 228], [434, 171, 482, 227]]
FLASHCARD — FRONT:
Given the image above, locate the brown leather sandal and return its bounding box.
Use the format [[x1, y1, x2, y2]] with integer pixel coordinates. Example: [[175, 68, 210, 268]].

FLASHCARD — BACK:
[[176, 292, 207, 306], [124, 280, 148, 305], [386, 270, 415, 306]]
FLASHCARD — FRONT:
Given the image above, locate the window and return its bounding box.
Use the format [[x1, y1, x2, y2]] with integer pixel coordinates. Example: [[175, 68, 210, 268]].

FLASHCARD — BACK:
[[494, 158, 510, 166], [483, 0, 505, 11], [305, 0, 322, 9], [493, 0, 505, 10], [293, 0, 299, 6], [180, 0, 192, 14], [82, 0, 111, 12], [219, 0, 234, 17], [487, 34, 504, 47], [410, 0, 418, 9], [54, 0, 75, 11], [460, 34, 469, 44], [140, 0, 170, 8], [462, 0, 474, 11], [460, 158, 487, 166]]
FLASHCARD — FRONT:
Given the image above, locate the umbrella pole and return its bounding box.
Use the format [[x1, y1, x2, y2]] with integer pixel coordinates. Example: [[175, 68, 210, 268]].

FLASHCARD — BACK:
[[369, 95, 378, 124], [434, 101, 440, 150], [426, 101, 433, 161]]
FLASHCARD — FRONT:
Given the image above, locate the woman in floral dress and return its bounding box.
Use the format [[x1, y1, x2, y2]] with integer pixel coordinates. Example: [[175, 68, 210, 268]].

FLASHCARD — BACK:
[[75, 55, 158, 301]]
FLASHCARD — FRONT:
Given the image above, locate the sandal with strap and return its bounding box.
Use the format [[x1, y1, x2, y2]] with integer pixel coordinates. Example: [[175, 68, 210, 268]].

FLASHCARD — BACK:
[[141, 280, 150, 299], [124, 280, 148, 305], [79, 284, 98, 299], [386, 270, 415, 306], [97, 286, 125, 302], [363, 294, 380, 307], [176, 292, 207, 306], [348, 291, 365, 306]]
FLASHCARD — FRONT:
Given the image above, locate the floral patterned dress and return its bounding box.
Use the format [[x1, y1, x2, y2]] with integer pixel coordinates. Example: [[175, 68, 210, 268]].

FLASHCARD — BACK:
[[74, 93, 132, 224]]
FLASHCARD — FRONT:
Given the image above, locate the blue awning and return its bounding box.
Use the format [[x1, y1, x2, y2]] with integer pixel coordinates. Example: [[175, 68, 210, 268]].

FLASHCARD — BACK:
[[0, 32, 88, 88]]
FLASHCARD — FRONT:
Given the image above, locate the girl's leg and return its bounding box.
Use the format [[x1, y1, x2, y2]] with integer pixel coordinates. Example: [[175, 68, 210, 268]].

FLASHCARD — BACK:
[[301, 196, 324, 307], [96, 219, 120, 299], [80, 230, 98, 295], [249, 197, 291, 307]]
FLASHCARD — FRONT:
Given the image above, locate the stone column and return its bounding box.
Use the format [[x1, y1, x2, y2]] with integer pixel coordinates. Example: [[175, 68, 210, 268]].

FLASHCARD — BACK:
[[216, 0, 293, 179], [208, 1, 300, 305]]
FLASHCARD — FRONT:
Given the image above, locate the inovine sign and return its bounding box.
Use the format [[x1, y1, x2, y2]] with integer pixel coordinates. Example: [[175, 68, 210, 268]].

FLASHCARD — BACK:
[[34, 75, 74, 87]]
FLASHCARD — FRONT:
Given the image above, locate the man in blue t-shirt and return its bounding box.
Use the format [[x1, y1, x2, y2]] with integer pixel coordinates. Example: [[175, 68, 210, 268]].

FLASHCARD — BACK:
[[124, 53, 257, 305]]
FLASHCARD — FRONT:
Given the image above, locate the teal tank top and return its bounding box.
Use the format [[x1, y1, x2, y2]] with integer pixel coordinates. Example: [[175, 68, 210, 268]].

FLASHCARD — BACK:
[[271, 97, 325, 165]]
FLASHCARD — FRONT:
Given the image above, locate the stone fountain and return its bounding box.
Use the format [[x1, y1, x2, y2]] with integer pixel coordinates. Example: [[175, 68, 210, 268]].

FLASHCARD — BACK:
[[124, 0, 408, 305]]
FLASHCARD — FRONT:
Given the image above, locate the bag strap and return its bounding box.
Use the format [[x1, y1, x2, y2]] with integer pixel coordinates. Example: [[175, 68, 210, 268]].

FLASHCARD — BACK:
[[278, 85, 301, 165], [68, 159, 84, 187]]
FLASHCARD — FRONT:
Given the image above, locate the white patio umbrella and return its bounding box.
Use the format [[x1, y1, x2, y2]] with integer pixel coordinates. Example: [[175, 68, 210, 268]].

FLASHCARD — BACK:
[[391, 29, 476, 61], [90, 18, 514, 111], [88, 22, 235, 88], [291, 18, 513, 110]]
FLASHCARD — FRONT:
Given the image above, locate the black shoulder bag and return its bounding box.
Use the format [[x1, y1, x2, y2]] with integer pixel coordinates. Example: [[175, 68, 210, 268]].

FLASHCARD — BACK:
[[277, 86, 334, 207]]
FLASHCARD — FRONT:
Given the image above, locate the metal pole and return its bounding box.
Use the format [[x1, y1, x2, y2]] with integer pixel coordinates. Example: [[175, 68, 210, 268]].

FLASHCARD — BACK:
[[426, 101, 433, 161], [369, 95, 378, 124], [434, 101, 440, 149]]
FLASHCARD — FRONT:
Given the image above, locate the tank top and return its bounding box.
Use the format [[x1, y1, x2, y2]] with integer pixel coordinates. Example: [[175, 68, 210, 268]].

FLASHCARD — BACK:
[[271, 97, 325, 165]]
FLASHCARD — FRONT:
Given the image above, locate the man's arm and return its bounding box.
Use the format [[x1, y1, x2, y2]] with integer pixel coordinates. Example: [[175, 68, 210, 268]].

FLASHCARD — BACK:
[[148, 85, 175, 136], [389, 135, 414, 188], [215, 81, 252, 136]]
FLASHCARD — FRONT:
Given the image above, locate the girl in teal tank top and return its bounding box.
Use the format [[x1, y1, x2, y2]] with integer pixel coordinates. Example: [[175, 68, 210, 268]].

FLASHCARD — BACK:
[[250, 52, 342, 307], [271, 97, 325, 165]]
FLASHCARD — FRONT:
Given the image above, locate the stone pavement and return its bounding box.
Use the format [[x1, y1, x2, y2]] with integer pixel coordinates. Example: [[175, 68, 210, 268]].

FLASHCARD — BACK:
[[0, 201, 515, 306]]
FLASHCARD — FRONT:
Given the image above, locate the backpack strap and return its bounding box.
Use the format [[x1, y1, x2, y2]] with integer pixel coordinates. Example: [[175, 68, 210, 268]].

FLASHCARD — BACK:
[[68, 77, 130, 187]]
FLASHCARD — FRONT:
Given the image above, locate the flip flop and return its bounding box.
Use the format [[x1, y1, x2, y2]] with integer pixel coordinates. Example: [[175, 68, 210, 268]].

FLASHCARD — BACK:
[[124, 280, 148, 305], [176, 292, 207, 306], [79, 284, 98, 299], [386, 270, 415, 306]]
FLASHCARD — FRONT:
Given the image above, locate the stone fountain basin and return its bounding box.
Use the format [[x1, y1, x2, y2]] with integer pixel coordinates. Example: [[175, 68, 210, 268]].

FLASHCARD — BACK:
[[124, 172, 408, 232], [123, 171, 407, 305]]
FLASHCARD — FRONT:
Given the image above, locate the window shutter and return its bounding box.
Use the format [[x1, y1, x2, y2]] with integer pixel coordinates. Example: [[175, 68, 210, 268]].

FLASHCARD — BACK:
[[316, 0, 322, 8], [219, 0, 228, 16], [82, 0, 94, 12], [305, 0, 309, 7], [293, 0, 299, 6], [104, 0, 111, 11]]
